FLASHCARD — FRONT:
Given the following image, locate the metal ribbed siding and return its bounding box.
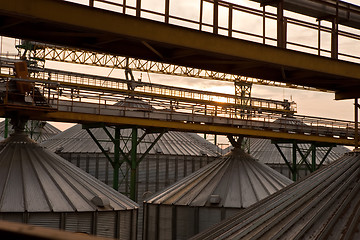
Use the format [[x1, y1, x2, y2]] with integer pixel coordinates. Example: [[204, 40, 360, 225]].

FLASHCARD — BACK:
[[41, 124, 220, 156], [191, 151, 360, 240], [0, 132, 138, 239], [143, 148, 293, 240]]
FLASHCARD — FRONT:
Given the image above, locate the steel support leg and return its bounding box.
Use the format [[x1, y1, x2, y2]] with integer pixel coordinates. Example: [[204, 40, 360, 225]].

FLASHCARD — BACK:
[[4, 118, 8, 138], [113, 126, 120, 191], [130, 127, 138, 201], [311, 144, 316, 172], [355, 98, 359, 149], [292, 143, 297, 181]]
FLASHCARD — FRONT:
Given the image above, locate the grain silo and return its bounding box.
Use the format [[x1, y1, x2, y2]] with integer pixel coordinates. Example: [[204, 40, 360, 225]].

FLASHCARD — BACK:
[[191, 151, 360, 240], [0, 129, 138, 239], [143, 148, 293, 240], [0, 119, 61, 142], [41, 124, 220, 200]]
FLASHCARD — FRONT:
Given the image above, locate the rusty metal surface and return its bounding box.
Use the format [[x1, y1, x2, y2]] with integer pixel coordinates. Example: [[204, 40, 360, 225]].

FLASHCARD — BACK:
[[191, 151, 360, 240]]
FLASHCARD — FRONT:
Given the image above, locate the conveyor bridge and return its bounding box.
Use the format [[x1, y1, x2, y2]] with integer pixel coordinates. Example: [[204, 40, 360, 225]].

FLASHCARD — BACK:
[[0, 66, 355, 146]]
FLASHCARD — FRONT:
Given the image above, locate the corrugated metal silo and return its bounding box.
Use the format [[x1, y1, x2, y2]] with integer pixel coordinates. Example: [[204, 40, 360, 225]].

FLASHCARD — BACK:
[[0, 130, 138, 239], [143, 148, 293, 240], [0, 120, 61, 142], [191, 151, 360, 240], [41, 124, 220, 200]]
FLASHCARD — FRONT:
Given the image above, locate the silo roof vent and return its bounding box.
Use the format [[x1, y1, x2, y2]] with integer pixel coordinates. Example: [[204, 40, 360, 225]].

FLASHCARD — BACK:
[[209, 195, 221, 204], [91, 195, 110, 208]]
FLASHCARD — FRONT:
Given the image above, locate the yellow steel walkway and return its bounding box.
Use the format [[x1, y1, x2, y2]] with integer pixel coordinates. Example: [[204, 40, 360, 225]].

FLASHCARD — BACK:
[[1, 0, 360, 99], [0, 70, 355, 146]]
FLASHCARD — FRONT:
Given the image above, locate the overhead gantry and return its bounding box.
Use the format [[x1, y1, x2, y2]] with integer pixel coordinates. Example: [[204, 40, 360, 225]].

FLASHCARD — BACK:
[[1, 0, 360, 97]]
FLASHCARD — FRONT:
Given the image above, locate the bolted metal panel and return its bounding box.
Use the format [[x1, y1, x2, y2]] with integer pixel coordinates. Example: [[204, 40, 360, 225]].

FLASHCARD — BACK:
[[96, 212, 116, 238], [158, 205, 172, 240], [27, 213, 61, 229], [64, 212, 93, 235]]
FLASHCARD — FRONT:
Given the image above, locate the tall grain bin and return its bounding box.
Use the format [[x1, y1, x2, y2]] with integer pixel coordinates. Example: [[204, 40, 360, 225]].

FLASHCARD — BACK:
[[0, 119, 61, 142], [0, 130, 138, 239], [192, 151, 360, 240], [143, 148, 293, 240], [41, 124, 220, 200]]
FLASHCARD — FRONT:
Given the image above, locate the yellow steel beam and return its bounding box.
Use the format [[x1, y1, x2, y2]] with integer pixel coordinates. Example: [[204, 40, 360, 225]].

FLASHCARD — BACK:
[[1, 0, 360, 93], [5, 109, 353, 146], [0, 73, 294, 114]]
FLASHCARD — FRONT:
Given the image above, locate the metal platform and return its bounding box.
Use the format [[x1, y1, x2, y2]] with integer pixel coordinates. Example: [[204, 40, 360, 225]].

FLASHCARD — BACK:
[[0, 74, 355, 146]]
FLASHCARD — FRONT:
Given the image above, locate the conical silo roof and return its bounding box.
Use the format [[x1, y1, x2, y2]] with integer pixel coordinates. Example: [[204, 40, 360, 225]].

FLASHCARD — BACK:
[[191, 151, 360, 240], [41, 124, 220, 157], [146, 148, 293, 208], [0, 131, 138, 213], [0, 120, 61, 142]]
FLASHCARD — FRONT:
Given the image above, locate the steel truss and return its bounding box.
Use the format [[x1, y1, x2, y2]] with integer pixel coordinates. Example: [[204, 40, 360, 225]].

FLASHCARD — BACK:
[[83, 123, 165, 201], [273, 140, 335, 181]]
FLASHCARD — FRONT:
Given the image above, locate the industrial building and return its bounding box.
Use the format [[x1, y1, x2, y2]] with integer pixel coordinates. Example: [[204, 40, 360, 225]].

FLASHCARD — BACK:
[[0, 0, 360, 239]]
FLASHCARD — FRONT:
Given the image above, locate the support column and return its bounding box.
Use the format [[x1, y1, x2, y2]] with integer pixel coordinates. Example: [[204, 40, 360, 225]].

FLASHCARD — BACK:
[[4, 118, 8, 138], [213, 0, 219, 34], [331, 1, 339, 59], [130, 127, 138, 201], [277, 1, 286, 48], [136, 0, 141, 17], [311, 145, 316, 172], [355, 98, 359, 149], [292, 143, 297, 181], [113, 126, 121, 190]]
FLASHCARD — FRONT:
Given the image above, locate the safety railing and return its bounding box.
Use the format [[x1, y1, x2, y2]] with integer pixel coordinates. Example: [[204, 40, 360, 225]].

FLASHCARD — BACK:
[[0, 76, 355, 140], [0, 61, 297, 114], [68, 0, 360, 63]]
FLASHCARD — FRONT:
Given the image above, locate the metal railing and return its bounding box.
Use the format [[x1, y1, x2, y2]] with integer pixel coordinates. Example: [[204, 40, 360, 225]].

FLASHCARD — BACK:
[[0, 75, 355, 142], [0, 59, 297, 115], [64, 0, 360, 63]]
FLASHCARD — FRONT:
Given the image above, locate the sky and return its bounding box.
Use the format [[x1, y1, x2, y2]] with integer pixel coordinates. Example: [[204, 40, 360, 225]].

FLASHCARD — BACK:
[[2, 0, 360, 146]]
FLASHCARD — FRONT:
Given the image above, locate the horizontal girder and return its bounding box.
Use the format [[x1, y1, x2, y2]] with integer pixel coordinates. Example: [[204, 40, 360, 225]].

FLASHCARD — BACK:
[[1, 0, 360, 96]]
